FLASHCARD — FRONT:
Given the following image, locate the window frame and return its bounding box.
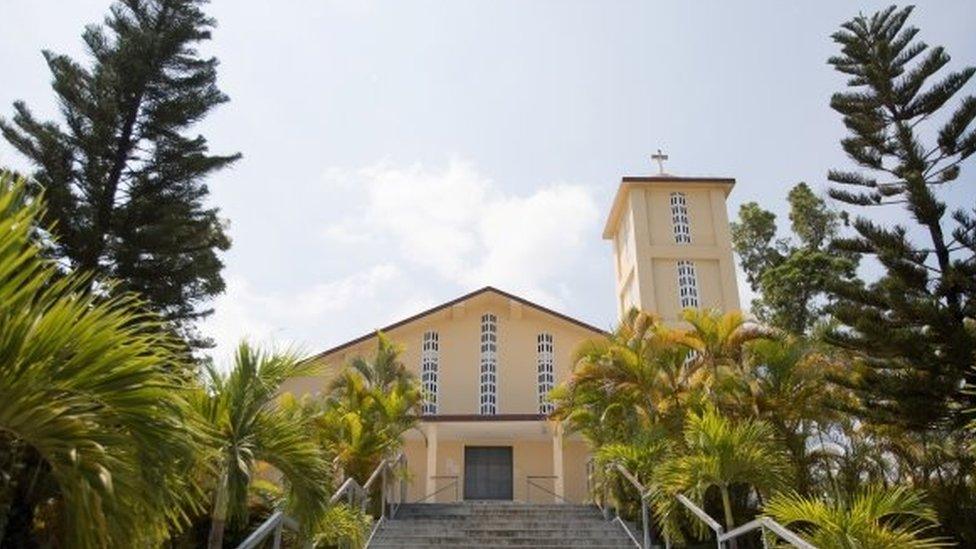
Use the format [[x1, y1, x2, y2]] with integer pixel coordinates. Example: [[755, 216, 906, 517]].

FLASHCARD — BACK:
[[421, 330, 439, 415], [479, 313, 498, 415]]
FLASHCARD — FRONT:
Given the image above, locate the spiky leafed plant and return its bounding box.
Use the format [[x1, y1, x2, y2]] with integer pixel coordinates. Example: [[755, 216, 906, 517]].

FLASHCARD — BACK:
[[594, 428, 673, 535], [736, 338, 836, 494], [0, 172, 203, 547], [654, 406, 791, 542], [681, 309, 776, 377], [196, 343, 332, 549], [312, 333, 421, 483], [765, 485, 948, 548], [551, 309, 708, 443]]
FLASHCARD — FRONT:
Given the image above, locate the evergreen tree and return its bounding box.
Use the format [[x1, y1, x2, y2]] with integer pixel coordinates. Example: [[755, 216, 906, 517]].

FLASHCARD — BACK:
[[731, 183, 855, 334], [824, 5, 976, 432], [0, 0, 239, 349]]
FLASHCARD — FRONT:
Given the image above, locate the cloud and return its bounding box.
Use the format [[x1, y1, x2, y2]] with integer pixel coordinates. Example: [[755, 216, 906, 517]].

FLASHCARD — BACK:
[[204, 159, 602, 364], [204, 264, 402, 366], [325, 160, 600, 305]]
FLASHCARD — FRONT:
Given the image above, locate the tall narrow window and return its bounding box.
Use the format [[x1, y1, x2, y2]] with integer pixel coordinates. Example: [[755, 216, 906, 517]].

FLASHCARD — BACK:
[[537, 333, 555, 414], [677, 260, 700, 309], [479, 314, 498, 415], [421, 331, 439, 415], [670, 192, 692, 244]]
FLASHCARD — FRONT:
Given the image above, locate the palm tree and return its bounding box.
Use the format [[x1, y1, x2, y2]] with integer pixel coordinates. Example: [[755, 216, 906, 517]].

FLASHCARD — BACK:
[[0, 173, 202, 547], [312, 333, 421, 482], [654, 406, 791, 542], [594, 429, 673, 529], [764, 485, 948, 548], [198, 343, 332, 549], [551, 309, 708, 443], [681, 309, 775, 378], [332, 332, 416, 394], [738, 338, 834, 494]]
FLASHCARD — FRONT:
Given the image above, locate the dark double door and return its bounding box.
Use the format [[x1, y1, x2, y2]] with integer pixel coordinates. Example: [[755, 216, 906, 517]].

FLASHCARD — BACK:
[[464, 446, 513, 500]]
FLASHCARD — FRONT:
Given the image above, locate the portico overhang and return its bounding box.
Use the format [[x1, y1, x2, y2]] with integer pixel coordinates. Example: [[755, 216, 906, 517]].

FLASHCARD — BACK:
[[404, 414, 563, 442], [405, 415, 572, 502]]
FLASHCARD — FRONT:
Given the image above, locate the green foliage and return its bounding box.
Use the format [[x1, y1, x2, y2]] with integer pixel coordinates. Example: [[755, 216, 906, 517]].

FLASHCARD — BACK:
[[556, 305, 958, 547], [765, 486, 948, 548], [825, 4, 976, 432], [732, 183, 856, 334], [822, 8, 976, 542], [195, 343, 332, 548], [306, 504, 373, 548], [654, 407, 791, 538], [0, 172, 204, 547], [551, 309, 708, 443], [303, 333, 422, 483], [0, 0, 240, 349]]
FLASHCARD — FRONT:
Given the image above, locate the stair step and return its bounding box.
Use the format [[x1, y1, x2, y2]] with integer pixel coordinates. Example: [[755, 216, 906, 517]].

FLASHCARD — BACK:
[[372, 539, 635, 545], [370, 545, 638, 549], [369, 503, 637, 548]]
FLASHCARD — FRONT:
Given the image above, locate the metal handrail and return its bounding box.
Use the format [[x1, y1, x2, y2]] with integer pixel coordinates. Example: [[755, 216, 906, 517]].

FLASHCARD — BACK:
[[236, 511, 302, 549], [586, 457, 651, 548], [234, 452, 408, 549], [590, 460, 816, 549], [329, 476, 366, 505], [612, 462, 654, 549], [414, 475, 459, 503], [674, 493, 817, 548], [526, 475, 573, 504]]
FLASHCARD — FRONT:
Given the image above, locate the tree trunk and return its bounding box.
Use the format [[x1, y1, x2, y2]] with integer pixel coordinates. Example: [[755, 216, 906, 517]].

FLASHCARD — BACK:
[[0, 449, 43, 549], [719, 484, 737, 549], [207, 469, 230, 549]]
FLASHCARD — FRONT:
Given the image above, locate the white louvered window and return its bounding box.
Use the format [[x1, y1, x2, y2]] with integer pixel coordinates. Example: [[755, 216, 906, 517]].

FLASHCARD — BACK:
[[677, 260, 700, 309], [421, 331, 439, 415], [537, 333, 555, 414], [479, 313, 498, 415], [670, 192, 692, 244]]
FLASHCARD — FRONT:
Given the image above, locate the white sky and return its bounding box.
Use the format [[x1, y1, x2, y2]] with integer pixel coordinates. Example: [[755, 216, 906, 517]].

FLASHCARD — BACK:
[[2, 1, 975, 366]]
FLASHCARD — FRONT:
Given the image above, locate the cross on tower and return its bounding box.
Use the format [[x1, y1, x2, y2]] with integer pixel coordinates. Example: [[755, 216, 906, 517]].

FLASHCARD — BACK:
[[651, 149, 669, 175]]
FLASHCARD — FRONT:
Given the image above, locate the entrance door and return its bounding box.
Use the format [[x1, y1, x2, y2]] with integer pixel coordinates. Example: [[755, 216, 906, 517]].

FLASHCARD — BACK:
[[464, 446, 513, 500]]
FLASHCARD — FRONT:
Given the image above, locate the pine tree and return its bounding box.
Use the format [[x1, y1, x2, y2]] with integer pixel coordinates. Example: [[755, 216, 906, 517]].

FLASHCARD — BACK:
[[1, 0, 239, 348], [824, 6, 976, 432]]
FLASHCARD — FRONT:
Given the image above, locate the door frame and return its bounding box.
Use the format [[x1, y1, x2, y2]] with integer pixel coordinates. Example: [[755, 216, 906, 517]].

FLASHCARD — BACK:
[[463, 445, 514, 501]]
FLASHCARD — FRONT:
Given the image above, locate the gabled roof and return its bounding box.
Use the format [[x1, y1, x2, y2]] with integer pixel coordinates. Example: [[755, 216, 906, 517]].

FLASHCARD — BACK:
[[305, 286, 607, 363]]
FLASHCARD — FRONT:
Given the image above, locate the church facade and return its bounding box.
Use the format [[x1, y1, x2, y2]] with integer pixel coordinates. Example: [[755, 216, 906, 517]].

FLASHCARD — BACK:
[[283, 172, 741, 504]]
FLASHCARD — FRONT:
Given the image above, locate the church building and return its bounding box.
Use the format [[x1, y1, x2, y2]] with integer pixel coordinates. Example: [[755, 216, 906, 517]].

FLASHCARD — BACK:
[[283, 166, 741, 504]]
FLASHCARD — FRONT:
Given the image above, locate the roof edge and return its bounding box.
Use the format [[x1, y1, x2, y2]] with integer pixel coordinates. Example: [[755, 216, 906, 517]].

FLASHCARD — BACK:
[[304, 286, 608, 363]]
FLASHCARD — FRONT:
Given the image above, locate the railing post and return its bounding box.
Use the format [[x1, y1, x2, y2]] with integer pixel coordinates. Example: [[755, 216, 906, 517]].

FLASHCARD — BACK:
[[602, 465, 610, 520], [381, 464, 388, 519], [642, 498, 651, 549], [272, 519, 283, 549]]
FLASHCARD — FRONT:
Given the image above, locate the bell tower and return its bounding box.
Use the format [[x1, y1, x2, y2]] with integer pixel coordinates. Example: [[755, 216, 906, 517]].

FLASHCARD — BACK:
[[603, 155, 741, 321]]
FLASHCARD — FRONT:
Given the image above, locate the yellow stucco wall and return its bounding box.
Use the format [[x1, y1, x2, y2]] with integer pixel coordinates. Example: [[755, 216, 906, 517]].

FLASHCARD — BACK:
[[400, 435, 590, 504], [276, 175, 743, 505], [606, 179, 741, 320], [280, 288, 604, 503], [282, 289, 604, 415]]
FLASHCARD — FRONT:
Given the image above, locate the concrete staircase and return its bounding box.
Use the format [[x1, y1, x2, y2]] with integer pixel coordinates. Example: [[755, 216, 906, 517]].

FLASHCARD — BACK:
[[368, 502, 638, 548]]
